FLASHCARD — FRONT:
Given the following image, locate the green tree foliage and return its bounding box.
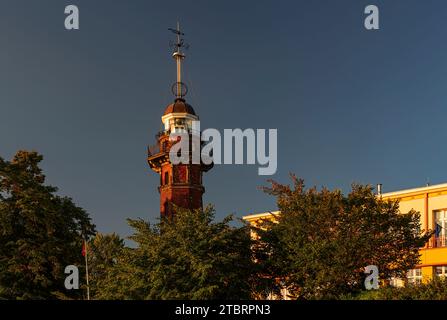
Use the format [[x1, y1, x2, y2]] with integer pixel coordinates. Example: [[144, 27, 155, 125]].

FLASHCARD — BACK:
[[253, 175, 432, 300], [87, 233, 125, 299], [344, 278, 447, 300], [0, 151, 96, 299], [96, 206, 257, 300]]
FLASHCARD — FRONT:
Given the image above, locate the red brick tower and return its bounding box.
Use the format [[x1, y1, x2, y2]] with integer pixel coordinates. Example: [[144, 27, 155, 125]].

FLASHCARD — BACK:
[[147, 24, 213, 218]]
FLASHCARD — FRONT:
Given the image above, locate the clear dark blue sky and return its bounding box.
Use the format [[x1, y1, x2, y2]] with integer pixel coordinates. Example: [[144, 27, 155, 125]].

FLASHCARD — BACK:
[[1, 0, 446, 237]]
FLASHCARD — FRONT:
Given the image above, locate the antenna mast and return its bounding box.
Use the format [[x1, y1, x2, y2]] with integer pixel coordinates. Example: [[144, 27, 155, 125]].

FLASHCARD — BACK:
[[169, 22, 188, 99]]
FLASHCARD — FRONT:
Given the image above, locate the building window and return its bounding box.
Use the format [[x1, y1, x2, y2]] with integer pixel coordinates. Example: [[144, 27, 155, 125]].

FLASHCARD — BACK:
[[170, 118, 187, 133], [435, 266, 447, 278], [434, 210, 447, 247], [164, 172, 169, 185], [163, 201, 169, 216], [407, 268, 422, 285], [389, 277, 404, 288]]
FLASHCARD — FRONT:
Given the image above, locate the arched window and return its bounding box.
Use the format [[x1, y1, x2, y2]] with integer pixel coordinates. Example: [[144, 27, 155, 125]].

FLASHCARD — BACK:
[[163, 201, 169, 216], [164, 172, 169, 185]]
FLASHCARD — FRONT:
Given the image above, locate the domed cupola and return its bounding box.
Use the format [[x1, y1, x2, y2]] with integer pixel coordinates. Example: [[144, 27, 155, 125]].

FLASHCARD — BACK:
[[162, 98, 198, 134]]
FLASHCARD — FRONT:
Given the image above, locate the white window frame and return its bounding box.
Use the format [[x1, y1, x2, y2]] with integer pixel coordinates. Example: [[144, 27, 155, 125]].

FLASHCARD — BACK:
[[407, 268, 422, 285], [435, 265, 447, 278], [434, 210, 447, 247]]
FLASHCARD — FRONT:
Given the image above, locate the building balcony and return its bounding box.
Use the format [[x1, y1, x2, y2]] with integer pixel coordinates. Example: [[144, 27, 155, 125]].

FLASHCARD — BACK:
[[427, 236, 447, 248], [147, 144, 161, 157], [156, 130, 170, 139]]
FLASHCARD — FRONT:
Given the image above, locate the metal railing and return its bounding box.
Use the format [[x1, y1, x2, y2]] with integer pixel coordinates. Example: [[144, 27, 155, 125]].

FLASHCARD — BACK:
[[148, 129, 202, 157], [427, 236, 447, 248], [147, 145, 161, 157]]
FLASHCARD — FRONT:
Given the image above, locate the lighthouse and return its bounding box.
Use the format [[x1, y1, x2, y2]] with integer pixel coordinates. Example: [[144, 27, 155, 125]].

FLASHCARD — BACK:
[[147, 23, 213, 218]]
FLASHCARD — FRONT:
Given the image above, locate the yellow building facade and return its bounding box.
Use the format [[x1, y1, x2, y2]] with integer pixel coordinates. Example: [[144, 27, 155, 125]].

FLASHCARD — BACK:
[[243, 183, 447, 286]]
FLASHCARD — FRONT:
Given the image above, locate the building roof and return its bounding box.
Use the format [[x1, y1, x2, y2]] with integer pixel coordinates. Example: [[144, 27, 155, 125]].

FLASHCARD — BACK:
[[381, 182, 447, 200], [242, 211, 280, 223], [243, 182, 447, 221], [163, 99, 196, 116]]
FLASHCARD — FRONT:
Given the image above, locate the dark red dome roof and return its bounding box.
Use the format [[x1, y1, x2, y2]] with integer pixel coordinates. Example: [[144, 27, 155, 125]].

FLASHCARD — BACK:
[[163, 99, 196, 116]]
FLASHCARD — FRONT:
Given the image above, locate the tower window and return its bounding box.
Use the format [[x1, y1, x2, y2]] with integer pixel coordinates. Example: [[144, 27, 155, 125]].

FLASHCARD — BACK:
[[164, 172, 169, 185]]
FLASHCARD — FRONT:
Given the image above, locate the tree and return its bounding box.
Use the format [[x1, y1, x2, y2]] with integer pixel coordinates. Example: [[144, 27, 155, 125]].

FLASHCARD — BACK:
[[87, 233, 125, 299], [96, 206, 257, 300], [344, 277, 447, 300], [253, 175, 432, 299], [0, 151, 96, 299]]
